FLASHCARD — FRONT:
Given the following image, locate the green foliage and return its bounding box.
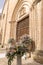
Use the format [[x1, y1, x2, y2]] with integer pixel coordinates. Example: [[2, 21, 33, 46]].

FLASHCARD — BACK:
[[6, 45, 28, 64], [6, 35, 35, 65], [6, 45, 29, 65], [6, 52, 15, 65]]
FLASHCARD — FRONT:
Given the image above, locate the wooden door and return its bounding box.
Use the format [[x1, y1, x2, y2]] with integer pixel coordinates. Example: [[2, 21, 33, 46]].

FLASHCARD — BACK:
[[16, 15, 29, 41]]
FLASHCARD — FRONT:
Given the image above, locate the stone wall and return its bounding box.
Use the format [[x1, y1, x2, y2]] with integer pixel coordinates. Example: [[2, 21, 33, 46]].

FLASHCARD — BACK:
[[29, 0, 42, 50]]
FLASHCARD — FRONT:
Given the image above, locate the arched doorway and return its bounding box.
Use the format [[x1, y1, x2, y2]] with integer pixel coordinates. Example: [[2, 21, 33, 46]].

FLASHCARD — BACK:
[[16, 15, 29, 41]]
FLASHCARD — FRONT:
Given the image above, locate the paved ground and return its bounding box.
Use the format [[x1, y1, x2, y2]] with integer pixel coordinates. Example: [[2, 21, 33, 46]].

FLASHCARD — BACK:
[[0, 49, 43, 65], [0, 57, 43, 65]]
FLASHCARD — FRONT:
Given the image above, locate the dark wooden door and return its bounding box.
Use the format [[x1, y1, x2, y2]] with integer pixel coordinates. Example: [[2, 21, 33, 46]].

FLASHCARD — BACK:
[[16, 15, 29, 41]]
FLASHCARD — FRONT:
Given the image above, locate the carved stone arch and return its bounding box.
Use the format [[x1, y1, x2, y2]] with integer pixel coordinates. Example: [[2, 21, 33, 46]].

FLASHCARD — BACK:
[[16, 1, 30, 21], [11, 0, 29, 41], [11, 0, 30, 21]]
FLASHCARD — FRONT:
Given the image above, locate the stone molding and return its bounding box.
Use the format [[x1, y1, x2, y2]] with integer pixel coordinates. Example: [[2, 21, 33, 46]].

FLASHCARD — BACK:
[[16, 0, 29, 21], [30, 0, 41, 11]]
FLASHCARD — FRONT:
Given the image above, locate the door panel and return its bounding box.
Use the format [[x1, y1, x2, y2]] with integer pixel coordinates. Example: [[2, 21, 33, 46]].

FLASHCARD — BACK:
[[16, 15, 29, 41]]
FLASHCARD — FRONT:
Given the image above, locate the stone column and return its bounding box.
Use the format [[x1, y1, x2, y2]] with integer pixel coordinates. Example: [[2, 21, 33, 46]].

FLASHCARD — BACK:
[[35, 4, 41, 50], [32, 1, 43, 64], [9, 21, 17, 40], [29, 5, 37, 49], [41, 0, 43, 50], [10, 21, 15, 38], [29, 5, 34, 39]]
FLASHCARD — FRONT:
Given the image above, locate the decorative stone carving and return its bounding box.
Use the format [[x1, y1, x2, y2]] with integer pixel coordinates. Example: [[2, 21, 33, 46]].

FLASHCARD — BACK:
[[16, 1, 29, 21], [19, 7, 26, 17]]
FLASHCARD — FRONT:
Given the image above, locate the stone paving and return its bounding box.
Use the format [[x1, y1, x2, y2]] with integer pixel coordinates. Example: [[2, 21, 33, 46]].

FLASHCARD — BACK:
[[0, 49, 43, 65], [0, 57, 43, 65]]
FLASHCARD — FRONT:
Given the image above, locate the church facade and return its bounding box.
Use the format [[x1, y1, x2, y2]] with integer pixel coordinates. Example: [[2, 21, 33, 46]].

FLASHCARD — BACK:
[[0, 0, 43, 63]]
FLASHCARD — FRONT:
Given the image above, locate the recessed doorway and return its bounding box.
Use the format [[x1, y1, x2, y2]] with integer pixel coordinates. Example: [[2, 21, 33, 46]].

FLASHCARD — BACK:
[[16, 15, 29, 41]]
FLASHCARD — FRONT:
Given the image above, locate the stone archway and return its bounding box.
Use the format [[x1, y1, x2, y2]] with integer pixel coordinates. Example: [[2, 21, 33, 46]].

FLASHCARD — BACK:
[[11, 0, 29, 40]]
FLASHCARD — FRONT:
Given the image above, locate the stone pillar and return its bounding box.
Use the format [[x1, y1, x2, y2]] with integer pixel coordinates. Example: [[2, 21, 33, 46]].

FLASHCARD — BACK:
[[10, 21, 15, 38], [29, 6, 34, 39], [35, 2, 41, 50], [32, 1, 43, 64], [41, 0, 43, 50], [29, 5, 38, 49], [10, 21, 17, 40], [29, 0, 42, 50]]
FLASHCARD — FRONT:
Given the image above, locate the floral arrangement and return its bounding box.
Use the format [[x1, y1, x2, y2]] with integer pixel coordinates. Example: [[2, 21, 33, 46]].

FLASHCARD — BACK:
[[6, 43, 29, 65], [6, 35, 35, 65]]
